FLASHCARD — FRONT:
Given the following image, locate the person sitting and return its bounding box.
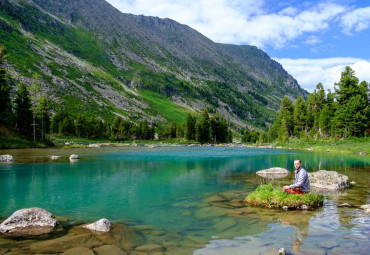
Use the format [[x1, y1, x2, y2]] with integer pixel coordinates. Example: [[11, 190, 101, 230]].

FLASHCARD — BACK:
[[283, 159, 310, 195]]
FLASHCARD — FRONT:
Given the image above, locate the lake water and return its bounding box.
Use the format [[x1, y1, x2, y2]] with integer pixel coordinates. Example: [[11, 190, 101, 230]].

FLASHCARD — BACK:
[[0, 145, 369, 254]]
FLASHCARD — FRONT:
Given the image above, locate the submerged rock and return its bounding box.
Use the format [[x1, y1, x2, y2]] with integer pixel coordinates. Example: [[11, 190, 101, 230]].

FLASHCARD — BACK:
[[0, 154, 14, 162], [83, 218, 111, 233], [93, 245, 125, 255], [69, 154, 79, 160], [308, 170, 349, 191], [62, 246, 95, 255], [0, 207, 57, 237], [256, 167, 290, 179], [360, 204, 370, 214]]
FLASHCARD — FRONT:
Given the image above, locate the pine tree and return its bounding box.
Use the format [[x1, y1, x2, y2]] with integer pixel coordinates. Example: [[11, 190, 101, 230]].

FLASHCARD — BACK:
[[0, 45, 12, 127], [293, 96, 306, 137], [241, 128, 251, 143], [14, 84, 33, 137], [185, 114, 196, 140], [334, 67, 369, 137], [37, 96, 50, 141], [278, 96, 294, 141]]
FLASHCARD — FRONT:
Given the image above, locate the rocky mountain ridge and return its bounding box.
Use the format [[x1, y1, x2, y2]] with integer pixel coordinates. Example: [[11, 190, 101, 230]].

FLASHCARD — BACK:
[[0, 0, 307, 129]]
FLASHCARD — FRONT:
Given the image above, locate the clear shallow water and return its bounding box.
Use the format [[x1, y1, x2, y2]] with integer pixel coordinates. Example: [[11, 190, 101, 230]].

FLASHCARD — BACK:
[[0, 146, 369, 254]]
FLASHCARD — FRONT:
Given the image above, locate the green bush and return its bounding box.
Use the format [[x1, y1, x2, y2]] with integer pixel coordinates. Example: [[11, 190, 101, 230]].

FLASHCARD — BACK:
[[245, 183, 324, 210]]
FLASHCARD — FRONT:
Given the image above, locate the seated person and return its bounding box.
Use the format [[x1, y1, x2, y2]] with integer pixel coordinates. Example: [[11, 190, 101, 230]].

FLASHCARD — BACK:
[[283, 159, 310, 194]]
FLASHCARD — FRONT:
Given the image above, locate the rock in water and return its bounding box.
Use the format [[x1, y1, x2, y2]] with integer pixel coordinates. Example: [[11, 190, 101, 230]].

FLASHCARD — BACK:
[[0, 207, 57, 237], [278, 248, 286, 255], [0, 154, 14, 162], [256, 167, 290, 179], [69, 154, 79, 160], [360, 204, 370, 214], [83, 218, 111, 233], [308, 170, 349, 191]]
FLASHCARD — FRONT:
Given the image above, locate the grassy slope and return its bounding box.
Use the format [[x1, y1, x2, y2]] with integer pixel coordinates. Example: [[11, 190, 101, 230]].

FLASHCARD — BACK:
[[138, 90, 194, 125]]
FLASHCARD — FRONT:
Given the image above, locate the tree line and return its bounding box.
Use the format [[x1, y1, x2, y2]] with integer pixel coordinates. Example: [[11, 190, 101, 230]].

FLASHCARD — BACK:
[[159, 110, 233, 143], [266, 66, 369, 142]]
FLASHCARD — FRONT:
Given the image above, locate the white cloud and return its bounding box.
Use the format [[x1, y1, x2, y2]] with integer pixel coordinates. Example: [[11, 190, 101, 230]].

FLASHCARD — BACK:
[[341, 6, 370, 34], [106, 0, 348, 48], [274, 57, 370, 92]]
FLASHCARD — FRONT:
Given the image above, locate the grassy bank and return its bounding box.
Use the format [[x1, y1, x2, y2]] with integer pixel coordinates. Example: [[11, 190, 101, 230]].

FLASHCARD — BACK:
[[245, 183, 324, 210], [0, 135, 50, 149], [268, 136, 370, 155]]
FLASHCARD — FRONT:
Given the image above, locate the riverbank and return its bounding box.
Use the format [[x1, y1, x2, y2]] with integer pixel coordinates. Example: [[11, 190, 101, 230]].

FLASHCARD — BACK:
[[1, 134, 369, 156], [270, 136, 370, 155]]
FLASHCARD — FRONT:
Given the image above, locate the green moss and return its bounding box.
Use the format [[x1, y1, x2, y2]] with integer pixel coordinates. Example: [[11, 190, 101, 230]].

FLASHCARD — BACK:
[[245, 183, 324, 210]]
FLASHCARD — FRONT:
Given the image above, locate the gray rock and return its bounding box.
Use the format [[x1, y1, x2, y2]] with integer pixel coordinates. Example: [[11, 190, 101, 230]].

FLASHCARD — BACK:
[[339, 203, 352, 207], [282, 206, 288, 211], [360, 204, 370, 214], [69, 154, 79, 160], [50, 155, 60, 160], [359, 152, 366, 156], [0, 154, 14, 162], [0, 207, 57, 237], [308, 170, 349, 191], [301, 205, 309, 210], [256, 167, 290, 179], [278, 247, 286, 255], [83, 218, 111, 233], [88, 144, 100, 148]]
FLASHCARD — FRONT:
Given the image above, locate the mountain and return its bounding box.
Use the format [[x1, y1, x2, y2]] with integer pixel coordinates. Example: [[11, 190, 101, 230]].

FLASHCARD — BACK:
[[0, 0, 307, 129]]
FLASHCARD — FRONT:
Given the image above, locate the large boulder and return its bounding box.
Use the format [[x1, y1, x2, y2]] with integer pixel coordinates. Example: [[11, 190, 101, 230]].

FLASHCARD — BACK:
[[83, 218, 111, 233], [256, 167, 290, 179], [308, 170, 349, 191], [0, 155, 14, 162], [0, 207, 57, 237]]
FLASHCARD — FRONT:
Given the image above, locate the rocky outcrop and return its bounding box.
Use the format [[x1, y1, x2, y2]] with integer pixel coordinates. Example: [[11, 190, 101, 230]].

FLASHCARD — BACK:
[[0, 154, 14, 162], [83, 218, 111, 233], [69, 154, 79, 160], [0, 207, 57, 237], [308, 170, 349, 191], [256, 167, 290, 179]]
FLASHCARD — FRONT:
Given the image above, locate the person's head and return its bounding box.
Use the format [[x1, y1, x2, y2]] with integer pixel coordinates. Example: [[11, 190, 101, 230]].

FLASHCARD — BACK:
[[294, 159, 302, 170]]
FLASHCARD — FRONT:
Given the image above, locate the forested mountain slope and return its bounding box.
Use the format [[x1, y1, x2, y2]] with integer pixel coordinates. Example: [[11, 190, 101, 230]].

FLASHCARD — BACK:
[[0, 0, 307, 129]]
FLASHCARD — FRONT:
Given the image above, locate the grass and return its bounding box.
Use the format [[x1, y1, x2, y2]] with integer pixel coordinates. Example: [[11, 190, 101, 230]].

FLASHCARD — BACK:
[[138, 89, 195, 124], [0, 135, 50, 149], [245, 183, 324, 210], [273, 136, 370, 154]]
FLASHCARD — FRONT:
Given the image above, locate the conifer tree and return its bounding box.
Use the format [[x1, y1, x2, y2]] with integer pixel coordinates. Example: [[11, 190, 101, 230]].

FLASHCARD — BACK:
[[0, 45, 12, 127], [293, 96, 306, 137], [334, 67, 369, 136], [278, 96, 293, 141], [14, 83, 33, 137], [185, 114, 196, 140]]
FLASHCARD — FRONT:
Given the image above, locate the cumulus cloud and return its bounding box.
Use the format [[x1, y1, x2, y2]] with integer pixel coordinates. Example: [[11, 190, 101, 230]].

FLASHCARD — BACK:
[[106, 0, 349, 48], [341, 6, 370, 34], [274, 57, 370, 92]]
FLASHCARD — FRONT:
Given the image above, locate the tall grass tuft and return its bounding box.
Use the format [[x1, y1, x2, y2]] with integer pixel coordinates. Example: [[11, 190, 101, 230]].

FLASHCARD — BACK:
[[245, 183, 324, 210]]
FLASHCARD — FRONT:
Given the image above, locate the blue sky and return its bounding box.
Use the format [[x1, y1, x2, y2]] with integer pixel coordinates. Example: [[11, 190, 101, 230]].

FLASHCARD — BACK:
[[106, 0, 370, 92]]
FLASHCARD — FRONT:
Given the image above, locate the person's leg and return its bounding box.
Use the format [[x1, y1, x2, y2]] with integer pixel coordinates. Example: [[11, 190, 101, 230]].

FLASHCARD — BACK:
[[285, 188, 304, 195]]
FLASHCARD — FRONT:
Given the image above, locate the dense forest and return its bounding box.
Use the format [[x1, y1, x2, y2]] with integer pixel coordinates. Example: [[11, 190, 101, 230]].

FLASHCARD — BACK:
[[242, 66, 369, 143]]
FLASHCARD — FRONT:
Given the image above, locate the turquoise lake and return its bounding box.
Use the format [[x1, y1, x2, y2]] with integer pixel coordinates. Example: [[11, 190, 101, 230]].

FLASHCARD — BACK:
[[0, 146, 369, 254]]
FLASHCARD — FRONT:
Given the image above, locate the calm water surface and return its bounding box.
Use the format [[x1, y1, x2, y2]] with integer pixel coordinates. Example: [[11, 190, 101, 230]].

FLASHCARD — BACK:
[[0, 146, 369, 254]]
